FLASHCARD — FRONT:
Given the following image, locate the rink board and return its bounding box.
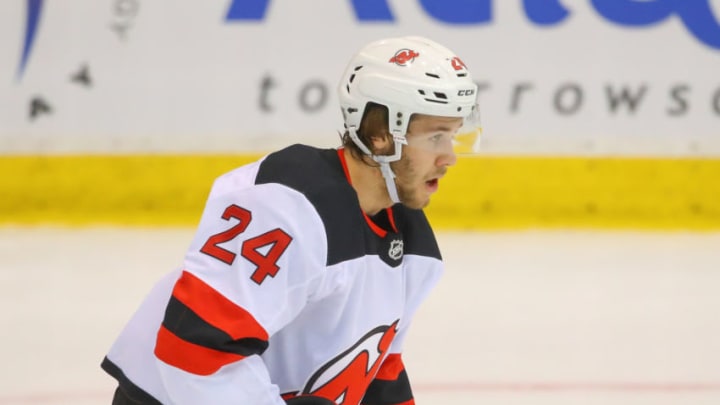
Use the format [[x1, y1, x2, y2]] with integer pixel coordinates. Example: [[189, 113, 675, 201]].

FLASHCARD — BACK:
[[3, 154, 720, 229]]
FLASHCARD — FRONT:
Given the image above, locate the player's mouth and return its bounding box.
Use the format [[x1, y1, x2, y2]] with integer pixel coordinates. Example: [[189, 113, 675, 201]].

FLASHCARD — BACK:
[[425, 177, 440, 193]]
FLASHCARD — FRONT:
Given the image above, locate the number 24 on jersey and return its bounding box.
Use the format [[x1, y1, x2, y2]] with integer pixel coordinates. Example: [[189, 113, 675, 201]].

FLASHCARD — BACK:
[[200, 204, 293, 285]]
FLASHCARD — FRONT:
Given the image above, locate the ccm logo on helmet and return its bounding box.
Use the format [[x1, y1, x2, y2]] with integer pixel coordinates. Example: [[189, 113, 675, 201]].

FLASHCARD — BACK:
[[389, 49, 419, 66], [458, 89, 475, 96]]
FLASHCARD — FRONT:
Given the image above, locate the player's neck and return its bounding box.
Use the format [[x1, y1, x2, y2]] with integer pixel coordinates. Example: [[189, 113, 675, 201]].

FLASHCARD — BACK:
[[343, 148, 393, 216]]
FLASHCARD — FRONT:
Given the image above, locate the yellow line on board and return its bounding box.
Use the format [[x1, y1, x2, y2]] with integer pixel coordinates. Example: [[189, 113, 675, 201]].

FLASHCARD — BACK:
[[425, 156, 720, 230], [3, 154, 720, 229]]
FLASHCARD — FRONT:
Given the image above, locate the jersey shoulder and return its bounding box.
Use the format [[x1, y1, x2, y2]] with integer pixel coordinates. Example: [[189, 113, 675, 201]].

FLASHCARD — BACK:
[[255, 144, 366, 266], [255, 144, 350, 194]]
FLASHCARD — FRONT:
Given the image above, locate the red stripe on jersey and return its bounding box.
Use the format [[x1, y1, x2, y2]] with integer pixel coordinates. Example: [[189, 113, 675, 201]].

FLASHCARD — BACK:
[[155, 325, 245, 375], [337, 147, 352, 185], [386, 207, 398, 233], [363, 211, 388, 238], [171, 271, 268, 341], [374, 353, 406, 381]]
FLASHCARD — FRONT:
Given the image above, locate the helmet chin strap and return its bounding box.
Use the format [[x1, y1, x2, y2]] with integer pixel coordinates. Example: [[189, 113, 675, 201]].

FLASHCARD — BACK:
[[348, 126, 403, 205], [379, 162, 400, 204]]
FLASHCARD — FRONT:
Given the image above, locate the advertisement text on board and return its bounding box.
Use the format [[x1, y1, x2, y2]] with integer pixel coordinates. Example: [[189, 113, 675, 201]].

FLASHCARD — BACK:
[[226, 0, 720, 50]]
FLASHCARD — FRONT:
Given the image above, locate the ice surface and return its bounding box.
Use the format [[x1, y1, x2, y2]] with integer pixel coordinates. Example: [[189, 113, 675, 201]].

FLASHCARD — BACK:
[[1, 228, 718, 405]]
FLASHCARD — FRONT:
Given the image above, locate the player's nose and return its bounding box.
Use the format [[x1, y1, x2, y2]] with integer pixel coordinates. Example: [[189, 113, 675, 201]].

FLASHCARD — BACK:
[[436, 147, 457, 167]]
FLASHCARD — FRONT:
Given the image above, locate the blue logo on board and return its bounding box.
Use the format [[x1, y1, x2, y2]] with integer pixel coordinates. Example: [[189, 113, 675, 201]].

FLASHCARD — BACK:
[[225, 0, 720, 51], [17, 0, 44, 81]]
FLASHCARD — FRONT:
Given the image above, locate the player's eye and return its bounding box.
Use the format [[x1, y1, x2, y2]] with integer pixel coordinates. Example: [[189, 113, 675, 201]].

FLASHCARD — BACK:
[[429, 134, 444, 143]]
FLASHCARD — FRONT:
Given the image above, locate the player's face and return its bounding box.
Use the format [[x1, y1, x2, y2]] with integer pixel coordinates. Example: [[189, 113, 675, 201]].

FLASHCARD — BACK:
[[391, 114, 462, 209]]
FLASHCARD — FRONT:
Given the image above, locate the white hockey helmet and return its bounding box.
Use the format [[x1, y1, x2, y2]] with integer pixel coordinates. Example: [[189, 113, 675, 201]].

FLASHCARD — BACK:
[[338, 36, 481, 162], [337, 36, 481, 203]]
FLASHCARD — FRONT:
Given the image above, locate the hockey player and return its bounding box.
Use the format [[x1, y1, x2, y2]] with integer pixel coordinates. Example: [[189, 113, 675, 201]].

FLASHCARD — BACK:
[[102, 36, 481, 405]]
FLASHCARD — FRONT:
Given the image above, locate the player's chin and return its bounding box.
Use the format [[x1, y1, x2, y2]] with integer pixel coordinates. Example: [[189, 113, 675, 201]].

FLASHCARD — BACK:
[[401, 192, 431, 210]]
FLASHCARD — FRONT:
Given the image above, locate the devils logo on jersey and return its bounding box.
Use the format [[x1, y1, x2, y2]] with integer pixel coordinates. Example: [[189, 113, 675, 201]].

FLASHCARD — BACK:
[[283, 320, 399, 404]]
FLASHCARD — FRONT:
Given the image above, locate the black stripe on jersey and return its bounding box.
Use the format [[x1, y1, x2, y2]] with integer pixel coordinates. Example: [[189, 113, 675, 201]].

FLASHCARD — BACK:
[[395, 207, 442, 260], [101, 357, 163, 405], [255, 145, 442, 265], [362, 369, 414, 405], [163, 296, 269, 356]]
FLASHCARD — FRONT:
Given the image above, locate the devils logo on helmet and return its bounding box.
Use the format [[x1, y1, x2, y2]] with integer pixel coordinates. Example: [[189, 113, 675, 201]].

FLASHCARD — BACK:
[[389, 49, 419, 66]]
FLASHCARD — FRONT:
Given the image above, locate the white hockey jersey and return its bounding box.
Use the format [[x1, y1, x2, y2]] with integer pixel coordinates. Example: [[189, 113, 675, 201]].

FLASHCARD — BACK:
[[102, 145, 444, 405]]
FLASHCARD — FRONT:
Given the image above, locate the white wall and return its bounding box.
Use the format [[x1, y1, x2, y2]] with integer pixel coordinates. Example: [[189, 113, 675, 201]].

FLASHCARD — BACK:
[[1, 0, 719, 155]]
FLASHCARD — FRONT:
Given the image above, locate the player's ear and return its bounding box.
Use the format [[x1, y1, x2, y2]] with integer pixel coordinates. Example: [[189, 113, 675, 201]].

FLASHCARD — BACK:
[[369, 131, 394, 156], [358, 102, 394, 156]]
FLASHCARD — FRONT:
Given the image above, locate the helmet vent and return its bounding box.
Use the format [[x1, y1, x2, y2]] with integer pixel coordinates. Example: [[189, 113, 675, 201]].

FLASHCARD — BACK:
[[421, 91, 449, 104], [418, 90, 426, 95], [349, 74, 356, 83], [425, 73, 440, 79], [457, 73, 467, 77]]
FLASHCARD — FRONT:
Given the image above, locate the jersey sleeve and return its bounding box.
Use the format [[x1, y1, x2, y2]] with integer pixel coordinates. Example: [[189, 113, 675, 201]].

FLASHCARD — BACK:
[[153, 174, 328, 405]]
